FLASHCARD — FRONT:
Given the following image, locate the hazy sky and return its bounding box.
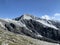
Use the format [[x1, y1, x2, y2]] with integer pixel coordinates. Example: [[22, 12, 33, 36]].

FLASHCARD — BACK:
[[0, 0, 60, 20]]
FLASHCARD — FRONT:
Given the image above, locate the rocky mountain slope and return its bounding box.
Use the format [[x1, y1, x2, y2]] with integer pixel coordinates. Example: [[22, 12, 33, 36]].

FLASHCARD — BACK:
[[0, 14, 60, 45], [0, 27, 59, 45]]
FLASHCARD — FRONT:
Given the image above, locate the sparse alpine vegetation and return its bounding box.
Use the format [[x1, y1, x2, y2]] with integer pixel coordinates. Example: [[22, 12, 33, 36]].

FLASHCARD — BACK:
[[0, 28, 59, 45]]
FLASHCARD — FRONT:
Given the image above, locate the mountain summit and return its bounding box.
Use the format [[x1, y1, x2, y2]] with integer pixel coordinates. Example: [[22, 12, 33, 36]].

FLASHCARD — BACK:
[[0, 14, 60, 45], [15, 14, 38, 20]]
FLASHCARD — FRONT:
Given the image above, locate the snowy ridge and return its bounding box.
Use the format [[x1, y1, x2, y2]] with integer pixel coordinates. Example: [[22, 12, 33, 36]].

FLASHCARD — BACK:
[[20, 14, 58, 30], [4, 19, 26, 27], [23, 14, 33, 20], [23, 15, 58, 30], [36, 20, 58, 30]]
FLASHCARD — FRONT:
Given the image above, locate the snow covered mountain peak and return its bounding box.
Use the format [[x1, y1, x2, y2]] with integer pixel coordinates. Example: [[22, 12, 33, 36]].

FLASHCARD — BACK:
[[15, 14, 37, 20], [0, 14, 60, 43], [14, 14, 59, 30], [22, 14, 33, 20]]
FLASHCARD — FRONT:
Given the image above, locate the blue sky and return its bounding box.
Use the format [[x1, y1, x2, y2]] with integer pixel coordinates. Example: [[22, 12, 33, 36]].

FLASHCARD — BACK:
[[0, 0, 60, 20]]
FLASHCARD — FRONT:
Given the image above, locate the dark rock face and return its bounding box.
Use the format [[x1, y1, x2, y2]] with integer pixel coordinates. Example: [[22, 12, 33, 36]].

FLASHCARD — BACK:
[[15, 15, 60, 43], [0, 14, 60, 43], [20, 19, 60, 42]]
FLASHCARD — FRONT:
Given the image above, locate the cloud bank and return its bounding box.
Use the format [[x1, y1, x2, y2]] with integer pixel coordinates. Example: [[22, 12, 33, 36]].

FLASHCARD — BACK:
[[41, 13, 60, 21], [41, 15, 50, 20]]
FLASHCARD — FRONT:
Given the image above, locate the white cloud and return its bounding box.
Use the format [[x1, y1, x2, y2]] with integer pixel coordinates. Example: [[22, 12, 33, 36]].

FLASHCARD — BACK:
[[41, 13, 60, 21], [54, 13, 60, 16], [41, 15, 50, 20], [53, 13, 60, 20]]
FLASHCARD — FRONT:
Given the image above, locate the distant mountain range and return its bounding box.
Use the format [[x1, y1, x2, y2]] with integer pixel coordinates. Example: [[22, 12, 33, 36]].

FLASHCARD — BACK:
[[0, 14, 60, 45]]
